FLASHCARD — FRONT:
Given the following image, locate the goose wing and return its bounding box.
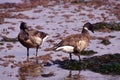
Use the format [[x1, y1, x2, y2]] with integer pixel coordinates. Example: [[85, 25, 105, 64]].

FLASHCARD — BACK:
[[56, 34, 83, 47], [27, 29, 48, 46]]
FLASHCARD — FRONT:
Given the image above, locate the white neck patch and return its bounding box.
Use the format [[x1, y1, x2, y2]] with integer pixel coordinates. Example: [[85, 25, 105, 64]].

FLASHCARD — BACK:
[[84, 27, 88, 31]]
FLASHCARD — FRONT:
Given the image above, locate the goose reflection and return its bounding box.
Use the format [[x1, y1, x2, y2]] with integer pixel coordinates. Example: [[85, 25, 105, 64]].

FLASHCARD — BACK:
[[18, 58, 42, 80], [64, 70, 86, 80]]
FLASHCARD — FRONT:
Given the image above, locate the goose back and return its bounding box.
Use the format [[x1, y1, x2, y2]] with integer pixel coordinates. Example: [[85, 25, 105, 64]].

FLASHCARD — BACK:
[[18, 28, 48, 48]]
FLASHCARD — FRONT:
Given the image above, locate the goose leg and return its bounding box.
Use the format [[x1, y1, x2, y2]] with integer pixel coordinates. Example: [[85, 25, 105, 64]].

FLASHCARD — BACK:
[[78, 55, 81, 62], [36, 47, 39, 57], [36, 47, 39, 64], [27, 48, 29, 61], [69, 53, 72, 61]]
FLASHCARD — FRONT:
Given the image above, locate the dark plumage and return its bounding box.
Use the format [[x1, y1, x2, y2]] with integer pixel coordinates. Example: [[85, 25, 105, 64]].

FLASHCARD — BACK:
[[55, 22, 94, 61], [18, 22, 48, 59]]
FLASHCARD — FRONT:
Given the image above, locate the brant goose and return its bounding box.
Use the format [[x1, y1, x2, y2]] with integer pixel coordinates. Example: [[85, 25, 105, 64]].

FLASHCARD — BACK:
[[18, 22, 48, 59], [55, 22, 94, 61]]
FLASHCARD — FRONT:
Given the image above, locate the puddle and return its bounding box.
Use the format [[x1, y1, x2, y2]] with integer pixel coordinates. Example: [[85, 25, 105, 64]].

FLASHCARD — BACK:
[[18, 61, 42, 80]]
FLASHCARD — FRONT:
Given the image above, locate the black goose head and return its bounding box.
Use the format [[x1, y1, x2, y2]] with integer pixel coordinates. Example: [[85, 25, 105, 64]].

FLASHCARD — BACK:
[[20, 22, 28, 30], [83, 22, 94, 33]]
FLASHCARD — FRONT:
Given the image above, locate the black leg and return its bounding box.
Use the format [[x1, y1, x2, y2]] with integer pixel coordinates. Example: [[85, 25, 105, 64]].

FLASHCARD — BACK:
[[35, 47, 39, 64], [78, 55, 81, 62], [69, 53, 72, 61], [27, 48, 29, 61], [36, 47, 39, 57]]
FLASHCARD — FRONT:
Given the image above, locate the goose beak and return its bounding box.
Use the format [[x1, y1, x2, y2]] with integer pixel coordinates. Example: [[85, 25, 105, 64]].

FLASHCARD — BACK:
[[92, 29, 94, 33], [89, 27, 94, 33], [91, 25, 94, 33]]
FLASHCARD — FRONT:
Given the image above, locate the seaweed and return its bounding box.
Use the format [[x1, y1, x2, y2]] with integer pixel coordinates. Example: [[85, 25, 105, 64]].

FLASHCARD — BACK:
[[100, 39, 111, 46], [81, 50, 97, 56], [56, 53, 120, 75], [93, 22, 120, 31]]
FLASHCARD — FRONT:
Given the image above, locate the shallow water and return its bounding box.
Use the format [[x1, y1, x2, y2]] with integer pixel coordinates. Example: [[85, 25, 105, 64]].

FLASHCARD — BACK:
[[0, 0, 120, 80]]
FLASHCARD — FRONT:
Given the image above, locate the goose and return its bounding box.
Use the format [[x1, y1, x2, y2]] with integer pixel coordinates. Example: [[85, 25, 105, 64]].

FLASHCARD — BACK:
[[18, 22, 49, 59], [55, 22, 94, 61]]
